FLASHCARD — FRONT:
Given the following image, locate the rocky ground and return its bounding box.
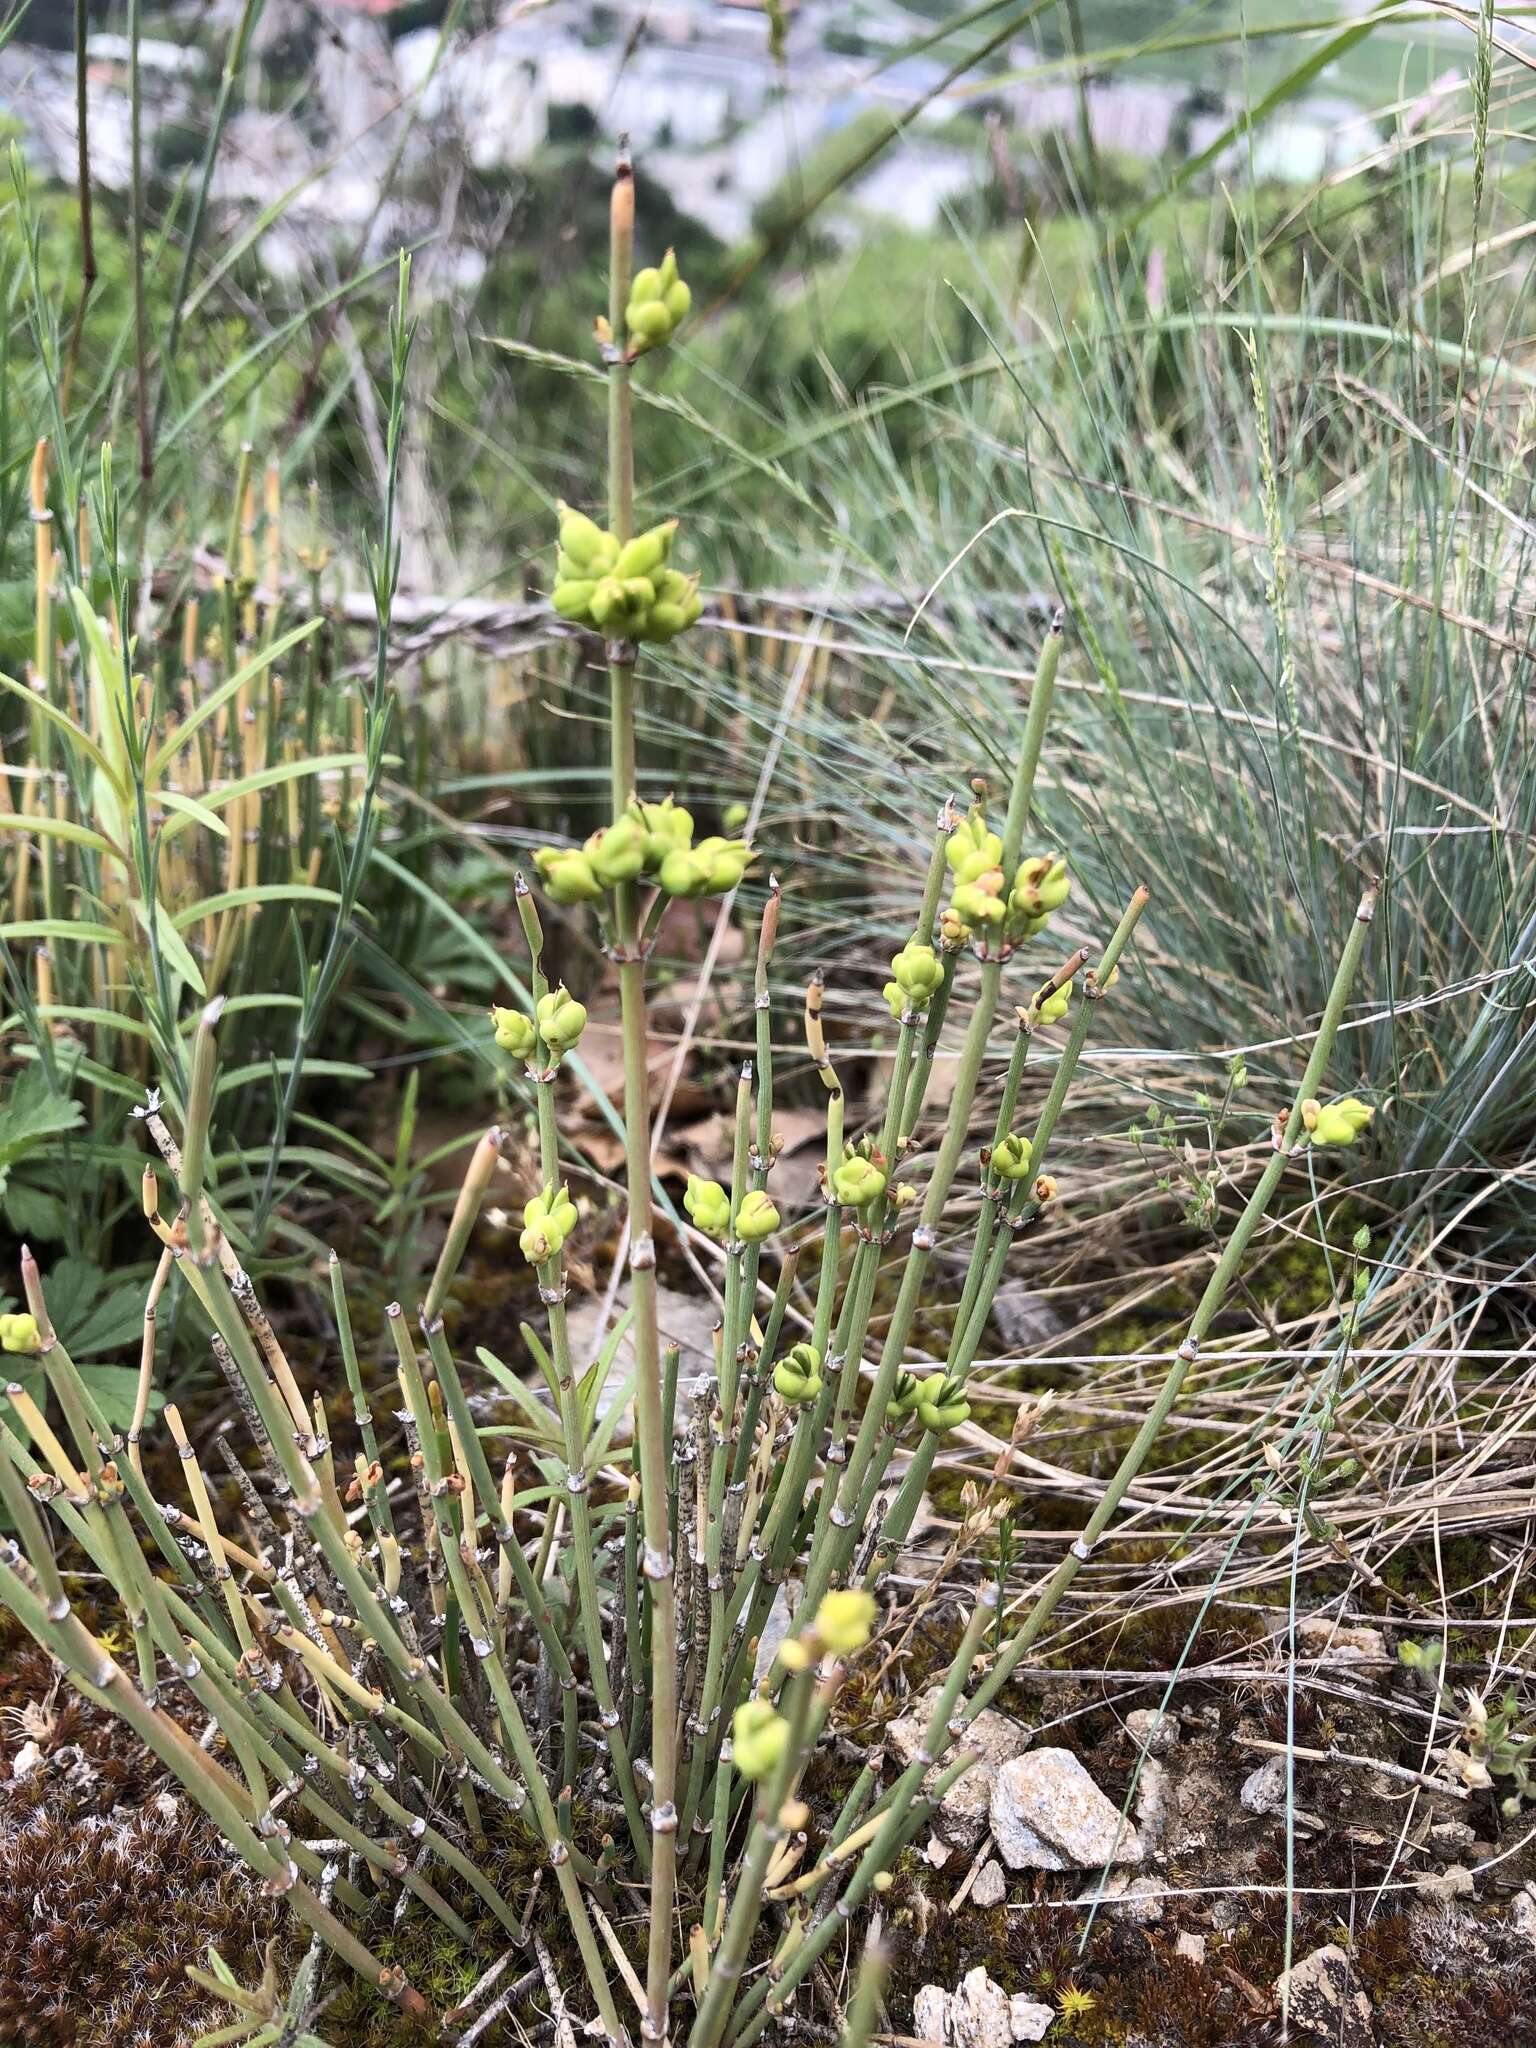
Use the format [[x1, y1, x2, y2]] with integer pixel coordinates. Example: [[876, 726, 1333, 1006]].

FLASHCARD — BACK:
[[878, 1613, 1536, 2047], [6, 1589, 1536, 2045]]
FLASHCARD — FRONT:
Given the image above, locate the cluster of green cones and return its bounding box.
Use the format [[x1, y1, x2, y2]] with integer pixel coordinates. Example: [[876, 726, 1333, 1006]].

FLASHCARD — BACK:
[[534, 795, 752, 904], [550, 505, 703, 642]]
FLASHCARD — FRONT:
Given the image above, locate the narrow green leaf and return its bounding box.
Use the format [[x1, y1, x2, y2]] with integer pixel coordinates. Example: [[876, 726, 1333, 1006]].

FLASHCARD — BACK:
[[0, 814, 121, 860], [148, 617, 325, 777], [132, 898, 207, 998], [158, 755, 394, 840], [170, 883, 345, 931], [0, 669, 117, 785]]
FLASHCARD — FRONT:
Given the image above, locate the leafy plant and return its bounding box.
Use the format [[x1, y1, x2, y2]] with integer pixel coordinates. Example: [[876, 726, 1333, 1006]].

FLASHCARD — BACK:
[[0, 168, 1380, 2046], [0, 1061, 84, 1244], [1401, 1637, 1536, 1818], [188, 1936, 336, 2048]]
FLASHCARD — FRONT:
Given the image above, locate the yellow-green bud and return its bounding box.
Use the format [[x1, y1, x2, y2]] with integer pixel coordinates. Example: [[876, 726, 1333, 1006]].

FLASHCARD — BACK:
[[589, 575, 655, 634], [491, 1006, 537, 1059], [814, 1589, 876, 1655], [614, 521, 677, 580], [658, 846, 712, 899], [831, 1153, 887, 1209], [1034, 980, 1071, 1026], [534, 847, 603, 904], [536, 987, 587, 1053], [732, 1698, 789, 1781], [887, 1371, 922, 1421], [552, 579, 596, 622], [890, 940, 945, 1005], [684, 1174, 731, 1238], [558, 534, 619, 582], [626, 251, 690, 352], [627, 299, 673, 345], [587, 816, 647, 886], [916, 1374, 970, 1434], [641, 580, 704, 642], [556, 503, 607, 568], [1301, 1096, 1374, 1147], [696, 836, 752, 892], [723, 801, 751, 831], [1010, 854, 1070, 923], [881, 981, 905, 1021], [0, 1312, 41, 1355], [947, 810, 1003, 883], [735, 1190, 779, 1242], [520, 1184, 578, 1264], [992, 1133, 1032, 1181], [636, 796, 693, 868], [951, 875, 1006, 927], [772, 1342, 822, 1405]]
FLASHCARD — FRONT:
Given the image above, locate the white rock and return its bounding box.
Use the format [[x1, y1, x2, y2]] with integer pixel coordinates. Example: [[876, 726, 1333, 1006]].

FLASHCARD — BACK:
[[565, 1283, 719, 1423], [1008, 1994, 1055, 2041], [890, 1686, 1032, 1850], [971, 1857, 1007, 1907], [1133, 1757, 1170, 1849], [1277, 1943, 1373, 2048], [1175, 1931, 1207, 1965], [1429, 1818, 1476, 1855], [1511, 1882, 1536, 1943], [1240, 1755, 1288, 1815], [914, 1972, 1040, 2048], [1075, 1870, 1163, 1923], [925, 1834, 953, 1869], [10, 1739, 43, 1780], [914, 1985, 952, 2044], [1417, 1862, 1474, 1901], [952, 1969, 1017, 2048], [1124, 1707, 1178, 1757], [989, 1281, 1064, 1354], [990, 1749, 1142, 1870], [1294, 1615, 1388, 1665]]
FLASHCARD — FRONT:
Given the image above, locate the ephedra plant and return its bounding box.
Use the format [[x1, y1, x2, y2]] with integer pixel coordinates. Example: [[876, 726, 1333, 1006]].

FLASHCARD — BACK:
[[0, 159, 1380, 2045]]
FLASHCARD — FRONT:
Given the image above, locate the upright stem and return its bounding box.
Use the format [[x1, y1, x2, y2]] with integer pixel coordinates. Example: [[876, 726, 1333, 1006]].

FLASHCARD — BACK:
[[965, 879, 1380, 1716], [605, 151, 678, 2048], [61, 0, 97, 409], [127, 0, 152, 589], [803, 618, 1064, 1610], [608, 161, 636, 553]]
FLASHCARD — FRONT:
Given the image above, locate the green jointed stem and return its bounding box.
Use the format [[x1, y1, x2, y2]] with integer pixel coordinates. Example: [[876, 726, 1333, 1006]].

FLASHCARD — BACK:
[[679, 1061, 759, 1841], [0, 1546, 428, 2015], [723, 1592, 994, 2048], [518, 889, 652, 1867], [842, 1934, 891, 2048], [688, 1665, 821, 2048], [962, 880, 1379, 1716], [604, 149, 679, 2047], [801, 621, 1065, 1611]]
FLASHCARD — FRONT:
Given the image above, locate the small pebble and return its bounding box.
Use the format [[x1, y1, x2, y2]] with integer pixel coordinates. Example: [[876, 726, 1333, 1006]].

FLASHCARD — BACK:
[[1418, 1863, 1475, 1901]]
